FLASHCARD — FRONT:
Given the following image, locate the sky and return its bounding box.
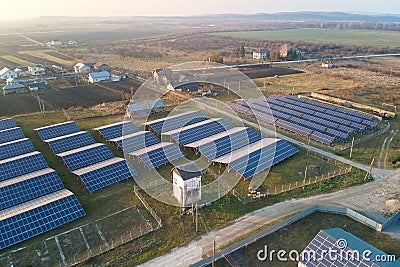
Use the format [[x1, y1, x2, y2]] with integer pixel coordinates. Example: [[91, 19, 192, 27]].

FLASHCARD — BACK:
[[2, 0, 400, 21]]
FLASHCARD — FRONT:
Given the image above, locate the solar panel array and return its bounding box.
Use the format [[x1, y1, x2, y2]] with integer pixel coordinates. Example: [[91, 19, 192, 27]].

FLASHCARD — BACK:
[[0, 168, 64, 210], [94, 121, 139, 140], [299, 230, 380, 267], [73, 158, 136, 192], [0, 127, 25, 144], [146, 110, 210, 134], [228, 139, 299, 179], [37, 121, 137, 192], [0, 118, 17, 131], [112, 131, 161, 153], [0, 190, 85, 250], [197, 128, 262, 160], [35, 121, 81, 141], [166, 119, 234, 145], [0, 120, 85, 250], [0, 138, 35, 160], [135, 143, 186, 169], [229, 94, 378, 146]]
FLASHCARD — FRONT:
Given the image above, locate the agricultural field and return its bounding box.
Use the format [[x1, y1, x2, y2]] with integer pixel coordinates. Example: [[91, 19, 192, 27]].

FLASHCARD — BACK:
[[213, 212, 400, 267], [215, 29, 400, 48]]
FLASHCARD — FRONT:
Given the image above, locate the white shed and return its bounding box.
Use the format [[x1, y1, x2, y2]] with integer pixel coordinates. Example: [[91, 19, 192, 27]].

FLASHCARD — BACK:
[[172, 162, 202, 207]]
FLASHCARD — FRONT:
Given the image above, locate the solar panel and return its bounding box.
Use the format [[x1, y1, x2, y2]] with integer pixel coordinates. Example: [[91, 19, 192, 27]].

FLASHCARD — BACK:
[[111, 131, 161, 153], [0, 127, 25, 144], [0, 189, 85, 250], [146, 110, 209, 134], [0, 168, 64, 210], [73, 158, 136, 192], [57, 143, 115, 171], [299, 230, 382, 267], [230, 139, 299, 178], [134, 143, 186, 169], [46, 131, 96, 154], [0, 118, 17, 131], [166, 118, 234, 145], [197, 127, 262, 160], [35, 121, 80, 141], [94, 121, 139, 140], [0, 138, 35, 161], [0, 152, 48, 182]]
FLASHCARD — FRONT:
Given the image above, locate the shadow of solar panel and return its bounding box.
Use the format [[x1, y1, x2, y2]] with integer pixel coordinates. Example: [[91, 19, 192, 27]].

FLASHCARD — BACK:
[[139, 144, 185, 169], [59, 144, 115, 171], [97, 121, 139, 140], [47, 132, 96, 154], [148, 111, 209, 134], [0, 138, 35, 161], [77, 159, 136, 192], [115, 131, 160, 153], [0, 127, 25, 144], [0, 190, 85, 250], [35, 121, 80, 141], [0, 152, 48, 182], [0, 118, 17, 131], [172, 119, 234, 145], [199, 128, 262, 160], [0, 169, 64, 210]]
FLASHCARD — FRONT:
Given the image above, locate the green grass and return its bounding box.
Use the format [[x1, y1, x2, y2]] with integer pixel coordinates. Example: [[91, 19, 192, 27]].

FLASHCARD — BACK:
[[214, 212, 400, 267], [215, 29, 400, 48]]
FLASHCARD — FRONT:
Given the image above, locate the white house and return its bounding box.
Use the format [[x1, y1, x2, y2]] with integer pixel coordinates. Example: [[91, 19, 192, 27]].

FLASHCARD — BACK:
[[46, 40, 63, 46], [253, 49, 269, 60], [88, 71, 110, 83], [126, 100, 164, 118], [172, 162, 202, 207], [28, 66, 46, 76], [321, 60, 333, 68], [0, 67, 18, 80], [74, 63, 91, 74]]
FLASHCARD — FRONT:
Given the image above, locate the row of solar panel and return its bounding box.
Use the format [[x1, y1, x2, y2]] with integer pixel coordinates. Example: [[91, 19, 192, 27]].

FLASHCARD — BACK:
[[35, 121, 136, 192], [0, 118, 86, 250]]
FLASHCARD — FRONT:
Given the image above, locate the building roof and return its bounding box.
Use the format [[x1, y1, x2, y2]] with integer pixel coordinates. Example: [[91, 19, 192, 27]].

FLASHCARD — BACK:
[[154, 68, 173, 75], [128, 100, 164, 112], [3, 83, 25, 90], [173, 162, 201, 180], [94, 62, 107, 68], [0, 67, 11, 75], [28, 82, 47, 89], [89, 71, 110, 79]]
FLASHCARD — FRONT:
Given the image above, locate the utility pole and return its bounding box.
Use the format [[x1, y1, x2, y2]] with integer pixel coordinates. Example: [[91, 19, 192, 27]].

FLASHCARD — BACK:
[[349, 136, 355, 159], [195, 202, 198, 232], [364, 157, 375, 181], [303, 166, 308, 187], [212, 240, 216, 267]]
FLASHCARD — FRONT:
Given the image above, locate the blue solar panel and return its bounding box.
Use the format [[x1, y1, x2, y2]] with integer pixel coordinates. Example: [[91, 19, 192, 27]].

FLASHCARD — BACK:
[[138, 144, 185, 169], [75, 159, 136, 192], [58, 144, 115, 171], [46, 132, 96, 154], [198, 128, 262, 160], [0, 190, 85, 250], [35, 121, 80, 141], [0, 127, 25, 144], [0, 169, 64, 210], [0, 138, 35, 161], [0, 152, 48, 182], [148, 111, 209, 134], [0, 118, 17, 131], [96, 121, 139, 140], [115, 131, 160, 153], [170, 119, 234, 145], [229, 140, 299, 179]]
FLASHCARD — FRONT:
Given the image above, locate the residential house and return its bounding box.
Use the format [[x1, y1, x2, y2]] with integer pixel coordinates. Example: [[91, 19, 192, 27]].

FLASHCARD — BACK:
[[172, 162, 202, 207], [28, 66, 46, 76], [66, 40, 78, 45], [253, 49, 269, 60], [93, 62, 110, 72], [0, 67, 18, 80], [126, 100, 164, 118], [3, 78, 26, 95], [321, 60, 333, 68], [46, 40, 63, 46], [88, 71, 110, 83], [28, 81, 48, 91], [167, 81, 200, 94], [74, 63, 91, 74]]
